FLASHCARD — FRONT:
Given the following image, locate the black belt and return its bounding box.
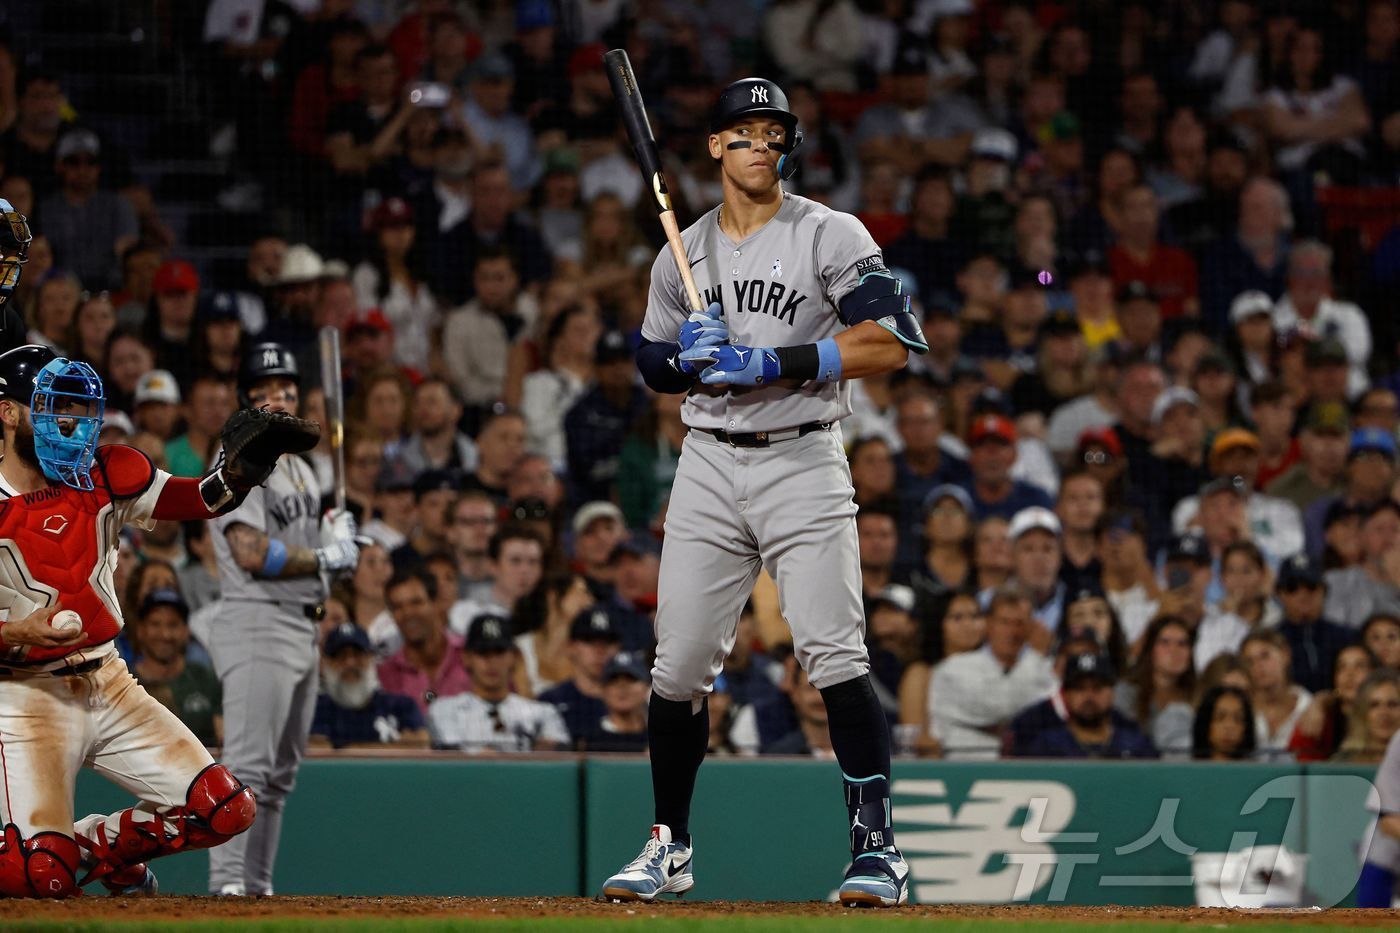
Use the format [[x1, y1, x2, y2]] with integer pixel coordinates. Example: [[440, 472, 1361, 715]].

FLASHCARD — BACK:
[[227, 598, 325, 622], [0, 657, 103, 678], [700, 421, 830, 448]]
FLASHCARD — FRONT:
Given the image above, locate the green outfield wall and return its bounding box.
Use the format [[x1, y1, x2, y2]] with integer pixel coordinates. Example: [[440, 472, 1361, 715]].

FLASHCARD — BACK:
[[74, 758, 1379, 904]]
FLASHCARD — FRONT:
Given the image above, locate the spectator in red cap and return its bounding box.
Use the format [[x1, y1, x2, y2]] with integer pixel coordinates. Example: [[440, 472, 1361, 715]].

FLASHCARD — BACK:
[[353, 197, 439, 375], [967, 413, 1053, 520], [1077, 426, 1127, 507], [344, 307, 399, 379], [144, 259, 201, 390]]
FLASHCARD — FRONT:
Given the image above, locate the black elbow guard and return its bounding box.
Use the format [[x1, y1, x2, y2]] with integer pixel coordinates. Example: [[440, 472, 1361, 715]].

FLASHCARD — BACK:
[[838, 271, 929, 354]]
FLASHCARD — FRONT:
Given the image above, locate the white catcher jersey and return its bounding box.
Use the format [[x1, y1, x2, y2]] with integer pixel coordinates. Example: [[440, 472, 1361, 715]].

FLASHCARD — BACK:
[[641, 192, 885, 433], [211, 452, 325, 604]]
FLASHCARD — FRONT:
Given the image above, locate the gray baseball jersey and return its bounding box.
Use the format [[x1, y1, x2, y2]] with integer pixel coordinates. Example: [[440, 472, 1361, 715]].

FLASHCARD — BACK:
[[211, 453, 325, 604], [207, 450, 324, 895], [641, 192, 883, 432], [643, 192, 886, 703]]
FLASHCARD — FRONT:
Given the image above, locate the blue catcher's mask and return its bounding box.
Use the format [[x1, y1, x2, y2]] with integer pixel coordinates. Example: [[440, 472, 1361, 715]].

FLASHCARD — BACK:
[[30, 357, 105, 490]]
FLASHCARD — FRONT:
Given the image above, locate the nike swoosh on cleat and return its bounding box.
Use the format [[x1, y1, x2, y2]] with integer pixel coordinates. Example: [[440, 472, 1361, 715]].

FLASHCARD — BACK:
[[668, 858, 692, 877]]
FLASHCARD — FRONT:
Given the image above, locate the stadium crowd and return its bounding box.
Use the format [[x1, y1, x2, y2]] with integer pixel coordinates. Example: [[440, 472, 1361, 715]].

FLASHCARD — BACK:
[[4, 0, 1400, 762]]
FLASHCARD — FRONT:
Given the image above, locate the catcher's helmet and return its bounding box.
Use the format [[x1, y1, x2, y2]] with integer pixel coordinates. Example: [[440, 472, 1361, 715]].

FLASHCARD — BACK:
[[0, 343, 58, 404], [238, 342, 299, 406], [709, 78, 803, 179], [0, 197, 32, 311]]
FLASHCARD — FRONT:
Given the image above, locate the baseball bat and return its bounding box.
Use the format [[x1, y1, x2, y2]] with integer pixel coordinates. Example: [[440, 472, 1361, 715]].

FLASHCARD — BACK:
[[603, 48, 705, 315], [318, 325, 347, 513]]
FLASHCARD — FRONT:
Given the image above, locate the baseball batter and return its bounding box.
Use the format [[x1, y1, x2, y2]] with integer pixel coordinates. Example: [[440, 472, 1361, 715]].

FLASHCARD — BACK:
[[0, 332, 319, 894], [205, 343, 359, 896], [602, 78, 927, 908]]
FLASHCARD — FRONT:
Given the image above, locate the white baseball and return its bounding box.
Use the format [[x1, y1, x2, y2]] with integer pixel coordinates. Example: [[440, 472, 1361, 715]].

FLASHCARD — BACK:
[[50, 610, 82, 633]]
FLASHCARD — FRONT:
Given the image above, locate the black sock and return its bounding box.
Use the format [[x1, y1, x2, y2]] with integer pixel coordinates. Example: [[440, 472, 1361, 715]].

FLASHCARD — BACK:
[[648, 694, 708, 846], [820, 674, 894, 854]]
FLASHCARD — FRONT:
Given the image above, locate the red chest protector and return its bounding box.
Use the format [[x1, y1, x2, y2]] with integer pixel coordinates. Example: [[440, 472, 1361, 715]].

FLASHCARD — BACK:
[[0, 446, 156, 664]]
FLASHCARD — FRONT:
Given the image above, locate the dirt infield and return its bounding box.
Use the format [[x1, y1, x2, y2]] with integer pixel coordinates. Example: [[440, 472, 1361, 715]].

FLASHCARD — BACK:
[[4, 896, 1400, 926]]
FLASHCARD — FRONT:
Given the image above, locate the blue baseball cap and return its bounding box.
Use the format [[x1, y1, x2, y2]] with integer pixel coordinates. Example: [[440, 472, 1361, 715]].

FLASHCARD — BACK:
[[603, 651, 651, 684], [323, 622, 371, 656], [1350, 428, 1397, 461], [922, 483, 974, 516]]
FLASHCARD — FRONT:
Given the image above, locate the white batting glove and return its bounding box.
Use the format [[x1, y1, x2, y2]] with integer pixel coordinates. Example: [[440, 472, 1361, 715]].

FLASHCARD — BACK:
[[320, 508, 357, 547], [315, 538, 360, 575]]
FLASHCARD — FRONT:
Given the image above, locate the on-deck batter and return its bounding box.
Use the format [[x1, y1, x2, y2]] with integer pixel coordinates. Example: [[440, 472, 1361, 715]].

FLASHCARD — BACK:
[[601, 77, 928, 908], [206, 343, 360, 896]]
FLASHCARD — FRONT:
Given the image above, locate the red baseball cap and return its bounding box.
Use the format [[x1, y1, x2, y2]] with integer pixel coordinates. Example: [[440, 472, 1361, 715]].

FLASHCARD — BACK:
[[370, 197, 414, 231], [345, 307, 393, 337], [153, 259, 199, 294], [969, 414, 1016, 446], [569, 43, 605, 80], [1077, 425, 1123, 459]]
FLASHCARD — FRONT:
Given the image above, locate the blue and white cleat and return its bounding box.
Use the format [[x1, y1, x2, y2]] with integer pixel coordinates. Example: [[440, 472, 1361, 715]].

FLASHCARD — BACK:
[[601, 824, 694, 902], [838, 848, 910, 908]]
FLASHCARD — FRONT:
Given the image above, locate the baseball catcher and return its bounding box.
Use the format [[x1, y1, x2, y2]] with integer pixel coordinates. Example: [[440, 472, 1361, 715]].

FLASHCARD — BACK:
[[0, 340, 319, 898]]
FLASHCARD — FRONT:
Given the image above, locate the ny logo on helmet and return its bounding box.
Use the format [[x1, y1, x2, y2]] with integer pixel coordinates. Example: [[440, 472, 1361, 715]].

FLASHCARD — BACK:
[[751, 86, 768, 104], [262, 349, 281, 367]]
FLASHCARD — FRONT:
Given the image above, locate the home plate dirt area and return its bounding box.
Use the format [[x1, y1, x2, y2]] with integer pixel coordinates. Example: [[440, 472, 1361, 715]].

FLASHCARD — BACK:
[[5, 897, 1400, 930]]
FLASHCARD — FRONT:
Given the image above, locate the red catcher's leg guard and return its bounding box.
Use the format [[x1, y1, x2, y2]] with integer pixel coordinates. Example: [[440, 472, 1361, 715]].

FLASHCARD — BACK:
[[187, 764, 257, 840], [0, 824, 80, 898], [76, 765, 256, 888]]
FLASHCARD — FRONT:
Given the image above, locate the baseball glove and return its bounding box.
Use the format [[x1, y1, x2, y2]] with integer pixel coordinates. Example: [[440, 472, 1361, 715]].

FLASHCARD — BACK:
[[219, 408, 321, 491]]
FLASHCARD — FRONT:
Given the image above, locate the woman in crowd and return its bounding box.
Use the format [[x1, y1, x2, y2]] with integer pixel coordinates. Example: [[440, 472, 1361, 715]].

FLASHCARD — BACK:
[[847, 437, 898, 510], [1322, 499, 1367, 570], [29, 270, 81, 352], [1192, 685, 1258, 761], [352, 197, 439, 375], [511, 572, 596, 698], [1334, 669, 1400, 764], [1117, 616, 1196, 756], [102, 325, 156, 415], [1241, 629, 1312, 756], [904, 593, 986, 758], [520, 303, 601, 471], [343, 541, 397, 656], [347, 365, 412, 459], [1290, 644, 1379, 761], [65, 289, 116, 369], [501, 276, 585, 410], [343, 431, 387, 520], [1192, 352, 1246, 437], [1062, 586, 1129, 674], [972, 516, 1014, 591], [910, 484, 974, 596], [1362, 614, 1400, 670], [1198, 541, 1278, 671], [191, 299, 244, 382], [617, 390, 686, 531], [573, 192, 651, 310]]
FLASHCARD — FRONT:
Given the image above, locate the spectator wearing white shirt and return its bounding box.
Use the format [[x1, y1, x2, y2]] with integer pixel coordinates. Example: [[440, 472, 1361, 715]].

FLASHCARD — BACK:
[[352, 197, 440, 374], [428, 613, 570, 752], [520, 305, 600, 471], [930, 584, 1055, 759], [1271, 241, 1371, 399]]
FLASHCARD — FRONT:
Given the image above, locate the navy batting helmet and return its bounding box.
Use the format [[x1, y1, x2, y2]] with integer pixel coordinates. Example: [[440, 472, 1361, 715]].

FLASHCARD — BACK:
[[238, 342, 298, 406], [709, 78, 803, 179], [0, 343, 57, 404]]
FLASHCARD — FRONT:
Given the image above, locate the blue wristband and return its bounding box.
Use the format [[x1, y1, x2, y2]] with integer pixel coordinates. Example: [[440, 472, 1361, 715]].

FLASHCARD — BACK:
[[816, 337, 843, 382], [262, 539, 289, 576]]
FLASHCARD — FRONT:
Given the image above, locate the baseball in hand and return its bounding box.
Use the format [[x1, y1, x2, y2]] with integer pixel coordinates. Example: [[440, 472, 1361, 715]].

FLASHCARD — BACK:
[[50, 610, 82, 633]]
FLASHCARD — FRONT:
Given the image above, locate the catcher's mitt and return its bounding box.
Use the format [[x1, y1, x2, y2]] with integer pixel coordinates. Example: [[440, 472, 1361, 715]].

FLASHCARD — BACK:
[[219, 408, 321, 491]]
